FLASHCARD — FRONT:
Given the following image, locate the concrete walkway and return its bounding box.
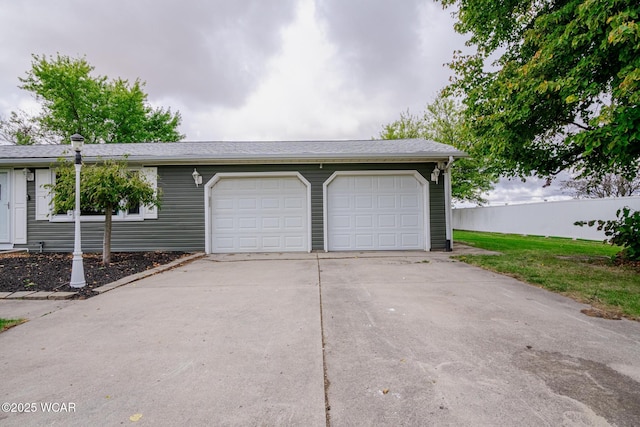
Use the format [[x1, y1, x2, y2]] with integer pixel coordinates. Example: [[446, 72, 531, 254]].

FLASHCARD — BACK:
[[1, 251, 639, 426]]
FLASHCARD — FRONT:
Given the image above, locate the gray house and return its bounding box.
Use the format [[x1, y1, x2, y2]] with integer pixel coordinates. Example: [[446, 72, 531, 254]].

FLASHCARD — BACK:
[[0, 139, 466, 254]]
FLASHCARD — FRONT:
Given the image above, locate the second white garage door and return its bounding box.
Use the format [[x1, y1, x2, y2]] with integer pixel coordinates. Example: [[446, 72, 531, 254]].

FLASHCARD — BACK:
[[210, 174, 310, 253], [325, 172, 428, 251]]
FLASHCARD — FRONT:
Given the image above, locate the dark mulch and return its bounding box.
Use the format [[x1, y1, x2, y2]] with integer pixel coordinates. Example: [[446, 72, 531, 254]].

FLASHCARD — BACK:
[[0, 252, 188, 298]]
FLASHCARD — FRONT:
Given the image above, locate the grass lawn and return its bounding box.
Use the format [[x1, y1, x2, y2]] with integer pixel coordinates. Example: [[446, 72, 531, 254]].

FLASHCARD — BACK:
[[453, 230, 640, 319], [0, 318, 25, 332]]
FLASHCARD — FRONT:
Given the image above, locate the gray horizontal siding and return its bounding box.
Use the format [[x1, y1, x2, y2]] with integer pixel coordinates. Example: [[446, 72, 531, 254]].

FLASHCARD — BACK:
[[429, 178, 447, 250], [19, 163, 446, 252], [20, 167, 205, 252]]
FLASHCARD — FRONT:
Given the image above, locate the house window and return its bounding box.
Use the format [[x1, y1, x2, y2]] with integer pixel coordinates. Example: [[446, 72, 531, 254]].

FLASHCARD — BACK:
[[35, 167, 158, 222]]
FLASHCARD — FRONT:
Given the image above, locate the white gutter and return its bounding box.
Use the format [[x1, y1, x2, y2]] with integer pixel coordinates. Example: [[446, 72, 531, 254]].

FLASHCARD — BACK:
[[0, 154, 466, 167]]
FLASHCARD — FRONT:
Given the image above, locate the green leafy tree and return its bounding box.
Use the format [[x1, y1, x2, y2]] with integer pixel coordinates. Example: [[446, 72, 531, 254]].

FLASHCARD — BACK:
[[7, 54, 183, 144], [49, 159, 161, 266], [379, 95, 498, 204], [438, 0, 640, 180], [576, 207, 640, 260]]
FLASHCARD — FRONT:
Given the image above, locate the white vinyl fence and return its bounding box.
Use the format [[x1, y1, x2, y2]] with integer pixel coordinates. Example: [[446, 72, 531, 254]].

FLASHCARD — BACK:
[[453, 197, 640, 241]]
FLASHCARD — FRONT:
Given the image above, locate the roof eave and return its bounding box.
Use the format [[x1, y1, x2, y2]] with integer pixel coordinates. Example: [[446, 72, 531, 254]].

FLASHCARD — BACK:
[[0, 151, 468, 167]]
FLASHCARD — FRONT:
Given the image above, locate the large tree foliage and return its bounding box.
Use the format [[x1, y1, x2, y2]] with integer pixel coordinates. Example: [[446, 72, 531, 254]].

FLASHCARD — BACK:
[[2, 54, 183, 144], [49, 159, 161, 266], [439, 0, 640, 180], [379, 95, 497, 204]]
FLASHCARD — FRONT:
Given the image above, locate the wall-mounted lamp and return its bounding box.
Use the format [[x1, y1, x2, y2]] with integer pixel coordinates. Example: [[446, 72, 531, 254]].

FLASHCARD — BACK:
[[431, 161, 450, 184], [431, 165, 441, 184], [192, 168, 202, 187], [22, 168, 34, 181]]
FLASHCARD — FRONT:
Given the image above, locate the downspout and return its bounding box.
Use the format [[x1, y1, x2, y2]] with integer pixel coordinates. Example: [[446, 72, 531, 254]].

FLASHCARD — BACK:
[[444, 156, 455, 251]]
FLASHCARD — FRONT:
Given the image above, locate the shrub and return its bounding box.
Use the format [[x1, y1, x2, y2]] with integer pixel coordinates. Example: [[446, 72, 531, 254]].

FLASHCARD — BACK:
[[575, 207, 640, 260]]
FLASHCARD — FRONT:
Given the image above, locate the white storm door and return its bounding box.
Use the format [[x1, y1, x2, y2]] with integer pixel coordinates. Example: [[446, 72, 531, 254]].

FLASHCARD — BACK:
[[0, 172, 9, 243], [211, 176, 309, 253], [327, 174, 425, 251]]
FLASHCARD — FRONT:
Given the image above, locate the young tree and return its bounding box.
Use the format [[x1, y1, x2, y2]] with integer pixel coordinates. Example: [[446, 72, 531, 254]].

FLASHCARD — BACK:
[[379, 95, 498, 204], [49, 159, 161, 266], [8, 54, 183, 144], [438, 0, 640, 181]]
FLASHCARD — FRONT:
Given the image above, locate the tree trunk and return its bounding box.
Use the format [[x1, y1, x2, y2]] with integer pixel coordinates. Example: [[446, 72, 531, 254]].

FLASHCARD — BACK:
[[103, 204, 112, 266]]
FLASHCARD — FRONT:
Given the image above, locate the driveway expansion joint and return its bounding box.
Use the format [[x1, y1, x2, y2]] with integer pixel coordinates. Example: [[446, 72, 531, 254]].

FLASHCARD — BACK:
[[316, 253, 332, 427]]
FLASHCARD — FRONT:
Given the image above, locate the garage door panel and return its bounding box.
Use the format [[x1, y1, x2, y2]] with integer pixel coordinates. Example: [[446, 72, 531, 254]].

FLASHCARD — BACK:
[[214, 237, 234, 249], [378, 177, 395, 190], [378, 195, 396, 209], [402, 234, 420, 246], [215, 198, 234, 210], [283, 179, 304, 190], [401, 195, 419, 208], [238, 198, 257, 209], [355, 215, 373, 227], [354, 177, 373, 189], [284, 216, 304, 228], [284, 236, 305, 248], [355, 234, 374, 248], [261, 198, 280, 209], [327, 174, 425, 251], [332, 215, 351, 228], [238, 217, 258, 229], [378, 234, 397, 247], [331, 195, 350, 209], [262, 217, 280, 228], [215, 217, 234, 230], [211, 176, 309, 253], [378, 215, 396, 228], [238, 237, 259, 250], [356, 195, 373, 208], [215, 180, 235, 190], [261, 180, 279, 190], [262, 236, 281, 248], [284, 197, 304, 208], [237, 180, 258, 190], [401, 215, 419, 227], [331, 235, 351, 249], [400, 176, 419, 189]]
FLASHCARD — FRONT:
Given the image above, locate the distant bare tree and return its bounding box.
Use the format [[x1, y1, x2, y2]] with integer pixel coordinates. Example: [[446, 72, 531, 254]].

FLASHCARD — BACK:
[[0, 110, 56, 145], [562, 173, 640, 198]]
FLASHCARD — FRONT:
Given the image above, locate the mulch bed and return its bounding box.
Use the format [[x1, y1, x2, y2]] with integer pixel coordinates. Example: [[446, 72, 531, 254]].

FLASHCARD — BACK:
[[0, 252, 187, 298]]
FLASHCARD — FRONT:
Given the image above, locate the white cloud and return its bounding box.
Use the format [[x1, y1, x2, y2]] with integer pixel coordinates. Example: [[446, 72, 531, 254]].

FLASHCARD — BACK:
[[482, 176, 573, 206], [184, 0, 392, 140], [0, 0, 568, 204]]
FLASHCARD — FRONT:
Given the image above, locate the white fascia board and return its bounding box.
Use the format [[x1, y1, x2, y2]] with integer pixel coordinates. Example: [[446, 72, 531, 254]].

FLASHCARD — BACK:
[[0, 153, 468, 167]]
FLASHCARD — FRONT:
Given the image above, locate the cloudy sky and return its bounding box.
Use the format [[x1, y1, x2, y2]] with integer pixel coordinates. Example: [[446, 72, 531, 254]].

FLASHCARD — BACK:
[[0, 0, 570, 204]]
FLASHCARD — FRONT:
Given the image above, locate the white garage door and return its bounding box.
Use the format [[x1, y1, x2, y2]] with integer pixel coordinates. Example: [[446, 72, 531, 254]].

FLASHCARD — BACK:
[[326, 173, 426, 251], [210, 175, 309, 253]]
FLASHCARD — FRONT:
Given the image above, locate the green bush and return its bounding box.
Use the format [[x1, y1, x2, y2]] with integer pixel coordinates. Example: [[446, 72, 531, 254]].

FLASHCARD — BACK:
[[575, 207, 640, 260]]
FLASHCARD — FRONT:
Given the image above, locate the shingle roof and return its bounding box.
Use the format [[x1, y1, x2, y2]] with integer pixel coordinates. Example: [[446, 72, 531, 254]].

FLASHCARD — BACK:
[[0, 139, 467, 165]]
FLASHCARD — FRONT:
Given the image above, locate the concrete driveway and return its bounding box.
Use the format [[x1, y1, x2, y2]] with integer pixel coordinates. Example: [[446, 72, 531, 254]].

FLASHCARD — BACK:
[[1, 251, 639, 426]]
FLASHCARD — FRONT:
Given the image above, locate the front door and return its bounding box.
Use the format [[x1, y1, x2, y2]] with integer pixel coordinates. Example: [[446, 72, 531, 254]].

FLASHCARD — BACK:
[[0, 171, 9, 243]]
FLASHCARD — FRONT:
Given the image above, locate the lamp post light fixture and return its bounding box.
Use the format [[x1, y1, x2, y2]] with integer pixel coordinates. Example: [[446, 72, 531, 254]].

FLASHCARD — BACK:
[[69, 133, 86, 288]]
